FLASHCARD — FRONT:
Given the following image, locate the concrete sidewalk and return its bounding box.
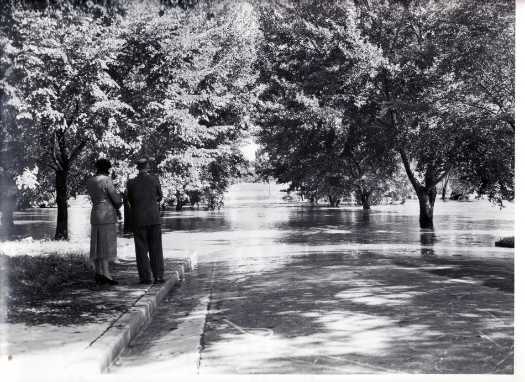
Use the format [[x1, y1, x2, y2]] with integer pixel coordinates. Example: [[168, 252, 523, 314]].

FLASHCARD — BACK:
[[2, 250, 196, 381]]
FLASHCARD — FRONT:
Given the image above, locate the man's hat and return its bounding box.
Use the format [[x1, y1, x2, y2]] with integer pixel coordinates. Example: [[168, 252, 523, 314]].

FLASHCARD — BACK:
[[136, 158, 149, 169]]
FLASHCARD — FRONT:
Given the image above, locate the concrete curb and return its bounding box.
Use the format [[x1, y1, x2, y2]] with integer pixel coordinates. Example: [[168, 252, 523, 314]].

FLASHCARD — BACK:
[[67, 255, 196, 376]]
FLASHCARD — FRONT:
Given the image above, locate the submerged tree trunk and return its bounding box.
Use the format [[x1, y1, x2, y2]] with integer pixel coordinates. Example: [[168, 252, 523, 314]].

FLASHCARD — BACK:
[[54, 169, 68, 240], [356, 187, 371, 210], [175, 191, 184, 211], [441, 174, 449, 200], [360, 191, 371, 210], [399, 148, 447, 229], [328, 195, 340, 207], [0, 173, 17, 229], [416, 186, 437, 229], [0, 204, 14, 228]]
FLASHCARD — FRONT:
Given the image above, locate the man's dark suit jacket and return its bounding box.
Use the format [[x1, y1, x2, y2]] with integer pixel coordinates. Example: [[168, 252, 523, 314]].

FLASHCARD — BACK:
[[126, 172, 162, 227]]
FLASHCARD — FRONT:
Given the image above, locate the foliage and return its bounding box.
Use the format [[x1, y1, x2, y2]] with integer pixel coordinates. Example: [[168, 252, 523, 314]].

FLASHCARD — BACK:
[[352, 0, 514, 209], [1, 7, 136, 237], [0, 0, 515, 235], [254, 0, 396, 207], [113, 1, 257, 209], [1, 0, 258, 239]]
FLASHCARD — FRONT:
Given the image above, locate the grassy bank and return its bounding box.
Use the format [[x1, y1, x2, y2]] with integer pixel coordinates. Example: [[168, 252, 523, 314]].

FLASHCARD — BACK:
[[0, 239, 89, 257], [1, 237, 136, 326]]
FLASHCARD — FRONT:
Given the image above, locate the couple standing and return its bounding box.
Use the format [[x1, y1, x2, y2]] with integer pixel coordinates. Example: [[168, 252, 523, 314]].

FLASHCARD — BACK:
[[87, 158, 164, 285]]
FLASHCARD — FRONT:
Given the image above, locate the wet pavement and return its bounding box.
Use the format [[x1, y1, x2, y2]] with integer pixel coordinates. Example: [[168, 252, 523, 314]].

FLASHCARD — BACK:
[[109, 184, 514, 374]]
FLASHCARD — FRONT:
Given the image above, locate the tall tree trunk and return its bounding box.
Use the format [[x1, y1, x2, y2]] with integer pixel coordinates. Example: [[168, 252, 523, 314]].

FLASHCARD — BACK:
[[359, 190, 371, 210], [175, 191, 184, 211], [441, 174, 449, 200], [416, 187, 437, 229], [328, 195, 340, 207], [0, 205, 14, 228], [0, 174, 16, 229], [399, 149, 445, 229], [54, 169, 68, 240]]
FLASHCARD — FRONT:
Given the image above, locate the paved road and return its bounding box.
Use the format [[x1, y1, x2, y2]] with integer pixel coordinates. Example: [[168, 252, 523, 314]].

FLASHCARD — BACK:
[[111, 198, 514, 374], [112, 248, 513, 374]]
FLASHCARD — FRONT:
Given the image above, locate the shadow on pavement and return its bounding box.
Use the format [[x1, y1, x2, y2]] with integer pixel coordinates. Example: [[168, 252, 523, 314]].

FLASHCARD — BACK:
[[197, 251, 513, 374]]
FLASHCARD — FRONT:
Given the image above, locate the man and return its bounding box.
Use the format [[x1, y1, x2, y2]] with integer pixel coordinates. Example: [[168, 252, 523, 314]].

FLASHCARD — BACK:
[[126, 158, 165, 284]]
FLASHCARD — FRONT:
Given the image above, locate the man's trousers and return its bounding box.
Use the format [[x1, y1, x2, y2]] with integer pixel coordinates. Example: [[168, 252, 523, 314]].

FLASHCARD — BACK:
[[133, 224, 164, 281]]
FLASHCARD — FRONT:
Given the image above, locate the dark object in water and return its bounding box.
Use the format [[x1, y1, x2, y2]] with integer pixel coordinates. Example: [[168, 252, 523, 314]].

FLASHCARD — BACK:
[[495, 237, 514, 248]]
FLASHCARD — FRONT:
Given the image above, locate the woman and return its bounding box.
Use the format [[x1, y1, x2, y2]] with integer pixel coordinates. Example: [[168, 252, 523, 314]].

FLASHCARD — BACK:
[[87, 158, 123, 285]]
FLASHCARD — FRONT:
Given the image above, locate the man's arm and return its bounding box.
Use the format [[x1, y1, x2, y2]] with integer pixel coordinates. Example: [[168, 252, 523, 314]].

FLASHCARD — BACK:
[[126, 181, 134, 207], [155, 176, 163, 202]]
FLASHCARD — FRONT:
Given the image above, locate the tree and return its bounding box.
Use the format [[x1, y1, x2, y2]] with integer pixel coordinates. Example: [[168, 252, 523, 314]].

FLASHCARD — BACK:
[[2, 0, 258, 240], [113, 1, 257, 209], [254, 0, 395, 208], [3, 9, 132, 239], [352, 0, 514, 227]]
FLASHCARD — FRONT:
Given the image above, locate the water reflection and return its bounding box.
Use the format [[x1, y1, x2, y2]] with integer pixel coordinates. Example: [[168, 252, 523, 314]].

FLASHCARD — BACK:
[[0, 208, 91, 241], [420, 230, 437, 258], [0, 184, 514, 262]]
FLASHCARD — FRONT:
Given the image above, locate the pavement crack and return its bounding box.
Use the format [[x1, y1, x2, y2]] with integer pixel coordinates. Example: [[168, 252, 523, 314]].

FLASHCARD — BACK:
[[196, 260, 217, 374]]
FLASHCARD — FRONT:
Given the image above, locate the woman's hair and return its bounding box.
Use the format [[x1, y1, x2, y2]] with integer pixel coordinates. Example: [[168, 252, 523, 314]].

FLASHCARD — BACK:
[[95, 158, 112, 174]]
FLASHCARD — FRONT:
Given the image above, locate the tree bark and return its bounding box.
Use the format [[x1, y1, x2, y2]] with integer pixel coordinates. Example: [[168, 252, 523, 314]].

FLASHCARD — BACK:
[[175, 190, 184, 211], [0, 206, 14, 228], [399, 149, 443, 228], [54, 169, 68, 240], [360, 191, 371, 210], [328, 195, 340, 207], [416, 186, 437, 229], [441, 174, 449, 200], [0, 174, 17, 229]]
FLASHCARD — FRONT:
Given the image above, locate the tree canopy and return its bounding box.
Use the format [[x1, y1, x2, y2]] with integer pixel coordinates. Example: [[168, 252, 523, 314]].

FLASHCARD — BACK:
[[0, 0, 515, 236], [254, 0, 399, 208]]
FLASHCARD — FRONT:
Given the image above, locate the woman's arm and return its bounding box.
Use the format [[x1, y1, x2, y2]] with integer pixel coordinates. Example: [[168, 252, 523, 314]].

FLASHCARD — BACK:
[[106, 178, 123, 209]]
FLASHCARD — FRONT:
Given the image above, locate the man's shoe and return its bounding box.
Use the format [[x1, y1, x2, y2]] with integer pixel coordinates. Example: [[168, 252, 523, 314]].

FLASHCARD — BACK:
[[154, 278, 165, 284], [95, 274, 106, 285]]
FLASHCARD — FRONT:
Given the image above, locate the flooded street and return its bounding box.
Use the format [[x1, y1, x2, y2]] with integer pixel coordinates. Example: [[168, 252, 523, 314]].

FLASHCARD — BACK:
[[109, 183, 514, 374], [1, 183, 515, 373]]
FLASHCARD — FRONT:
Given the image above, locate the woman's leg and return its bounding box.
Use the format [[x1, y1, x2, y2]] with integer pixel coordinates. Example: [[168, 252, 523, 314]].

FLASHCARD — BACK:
[[101, 260, 112, 279]]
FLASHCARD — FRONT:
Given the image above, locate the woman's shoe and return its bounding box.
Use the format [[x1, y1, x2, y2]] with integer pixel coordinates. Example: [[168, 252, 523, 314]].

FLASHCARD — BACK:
[[102, 275, 119, 285], [96, 274, 118, 285]]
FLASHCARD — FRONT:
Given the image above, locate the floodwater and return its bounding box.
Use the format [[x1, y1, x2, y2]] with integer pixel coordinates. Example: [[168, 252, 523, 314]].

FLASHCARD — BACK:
[[3, 183, 515, 373], [109, 183, 514, 374], [1, 183, 514, 262], [3, 182, 514, 246]]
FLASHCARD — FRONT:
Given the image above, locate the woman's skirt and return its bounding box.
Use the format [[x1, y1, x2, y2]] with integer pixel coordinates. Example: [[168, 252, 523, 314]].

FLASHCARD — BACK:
[[90, 223, 118, 262]]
